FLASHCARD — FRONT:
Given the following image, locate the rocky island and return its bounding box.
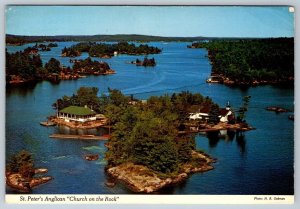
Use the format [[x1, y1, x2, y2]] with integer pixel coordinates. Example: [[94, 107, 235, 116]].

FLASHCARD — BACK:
[[52, 87, 254, 193], [6, 150, 52, 193], [107, 151, 215, 193], [130, 57, 156, 67]]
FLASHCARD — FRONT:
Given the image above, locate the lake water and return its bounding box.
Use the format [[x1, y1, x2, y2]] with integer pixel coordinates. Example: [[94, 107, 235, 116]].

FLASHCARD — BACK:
[[6, 42, 294, 194]]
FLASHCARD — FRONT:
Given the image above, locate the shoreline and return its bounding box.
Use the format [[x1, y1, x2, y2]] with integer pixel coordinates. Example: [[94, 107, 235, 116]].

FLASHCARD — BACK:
[[6, 168, 52, 193], [106, 150, 216, 193], [49, 117, 108, 129], [207, 74, 294, 87]]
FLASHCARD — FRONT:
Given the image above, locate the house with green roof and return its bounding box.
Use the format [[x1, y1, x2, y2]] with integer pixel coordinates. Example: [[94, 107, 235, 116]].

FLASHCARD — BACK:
[[57, 105, 97, 123]]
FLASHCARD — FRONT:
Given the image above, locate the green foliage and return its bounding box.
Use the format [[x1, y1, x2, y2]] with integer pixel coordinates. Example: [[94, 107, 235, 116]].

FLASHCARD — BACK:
[[6, 34, 208, 44], [131, 117, 178, 173], [237, 96, 251, 122], [54, 87, 101, 112], [44, 58, 61, 74], [76, 87, 100, 107], [108, 88, 130, 107], [6, 49, 42, 80], [135, 57, 156, 66], [208, 104, 220, 124], [176, 137, 195, 163], [6, 150, 35, 178], [62, 42, 161, 57], [103, 90, 216, 174], [72, 57, 111, 74], [55, 87, 217, 174], [191, 38, 294, 84]]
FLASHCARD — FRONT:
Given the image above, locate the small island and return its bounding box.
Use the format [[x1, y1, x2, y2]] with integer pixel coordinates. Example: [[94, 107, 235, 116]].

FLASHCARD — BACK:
[[72, 57, 116, 75], [61, 41, 162, 58], [130, 57, 156, 67], [51, 87, 253, 193], [188, 38, 294, 86], [6, 150, 52, 193]]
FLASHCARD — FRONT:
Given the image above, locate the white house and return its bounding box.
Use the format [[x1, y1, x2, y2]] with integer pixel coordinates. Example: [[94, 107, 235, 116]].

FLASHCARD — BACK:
[[57, 106, 97, 123], [189, 112, 210, 120], [188, 102, 235, 123], [189, 106, 210, 120]]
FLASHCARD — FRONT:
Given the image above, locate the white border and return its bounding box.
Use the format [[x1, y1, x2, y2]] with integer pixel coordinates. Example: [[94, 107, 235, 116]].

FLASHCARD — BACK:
[[1, 1, 298, 209], [5, 195, 295, 204]]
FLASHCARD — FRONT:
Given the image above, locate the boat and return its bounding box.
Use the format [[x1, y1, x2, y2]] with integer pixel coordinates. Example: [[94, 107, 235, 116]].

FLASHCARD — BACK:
[[40, 121, 56, 126], [265, 106, 289, 113], [206, 76, 223, 83], [85, 154, 99, 161]]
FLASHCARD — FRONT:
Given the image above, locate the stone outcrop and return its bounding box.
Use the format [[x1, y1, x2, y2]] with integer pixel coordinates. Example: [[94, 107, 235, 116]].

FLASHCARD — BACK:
[[106, 150, 215, 193], [6, 168, 52, 193]]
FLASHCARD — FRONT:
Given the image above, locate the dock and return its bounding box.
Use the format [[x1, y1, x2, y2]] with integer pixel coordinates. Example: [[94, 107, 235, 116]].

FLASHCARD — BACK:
[[178, 123, 255, 135], [49, 134, 110, 140]]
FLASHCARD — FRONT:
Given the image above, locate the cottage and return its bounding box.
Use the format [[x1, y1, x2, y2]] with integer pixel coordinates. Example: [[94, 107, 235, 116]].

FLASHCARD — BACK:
[[189, 106, 210, 121], [57, 106, 96, 123], [188, 102, 235, 123]]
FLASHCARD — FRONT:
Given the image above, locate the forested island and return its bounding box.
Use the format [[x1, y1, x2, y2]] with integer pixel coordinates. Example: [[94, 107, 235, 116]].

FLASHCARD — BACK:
[[61, 42, 161, 58], [131, 57, 156, 67], [6, 47, 114, 85], [72, 57, 115, 75], [188, 38, 294, 86], [53, 87, 253, 193]]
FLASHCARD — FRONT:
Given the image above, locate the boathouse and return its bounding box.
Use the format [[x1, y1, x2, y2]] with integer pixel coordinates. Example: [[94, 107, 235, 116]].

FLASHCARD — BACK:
[[57, 106, 96, 123]]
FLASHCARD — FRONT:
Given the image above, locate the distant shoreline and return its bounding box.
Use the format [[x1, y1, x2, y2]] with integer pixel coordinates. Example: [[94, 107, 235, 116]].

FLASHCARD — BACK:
[[6, 34, 287, 45]]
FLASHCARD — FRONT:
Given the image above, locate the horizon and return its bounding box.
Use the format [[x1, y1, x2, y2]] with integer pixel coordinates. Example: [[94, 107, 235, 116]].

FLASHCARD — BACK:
[[5, 6, 294, 38], [6, 33, 294, 39]]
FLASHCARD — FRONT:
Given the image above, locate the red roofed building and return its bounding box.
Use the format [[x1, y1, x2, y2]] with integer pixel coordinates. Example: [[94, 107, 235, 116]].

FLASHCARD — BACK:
[[219, 102, 235, 123]]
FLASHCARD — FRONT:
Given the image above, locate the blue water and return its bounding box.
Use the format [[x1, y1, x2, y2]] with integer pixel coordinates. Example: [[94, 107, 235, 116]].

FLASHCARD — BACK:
[[6, 42, 294, 194]]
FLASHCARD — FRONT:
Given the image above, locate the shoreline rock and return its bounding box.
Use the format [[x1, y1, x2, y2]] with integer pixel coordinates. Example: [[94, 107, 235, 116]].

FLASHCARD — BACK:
[[207, 74, 294, 87], [6, 168, 52, 193], [106, 150, 215, 193], [49, 117, 107, 129]]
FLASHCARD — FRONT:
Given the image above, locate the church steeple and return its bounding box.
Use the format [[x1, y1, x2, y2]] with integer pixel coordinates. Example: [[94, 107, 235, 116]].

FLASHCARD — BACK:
[[226, 101, 231, 110]]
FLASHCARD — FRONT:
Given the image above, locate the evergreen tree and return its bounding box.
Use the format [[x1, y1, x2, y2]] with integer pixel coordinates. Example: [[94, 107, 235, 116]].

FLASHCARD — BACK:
[[44, 58, 61, 74], [209, 104, 220, 124]]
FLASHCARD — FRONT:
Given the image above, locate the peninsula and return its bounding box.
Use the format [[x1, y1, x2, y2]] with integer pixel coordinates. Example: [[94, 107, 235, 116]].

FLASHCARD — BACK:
[[188, 38, 294, 86]]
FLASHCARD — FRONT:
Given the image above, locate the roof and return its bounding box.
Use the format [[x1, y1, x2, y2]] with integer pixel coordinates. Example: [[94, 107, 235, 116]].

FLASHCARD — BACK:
[[199, 106, 211, 114], [219, 108, 230, 116], [59, 106, 96, 116]]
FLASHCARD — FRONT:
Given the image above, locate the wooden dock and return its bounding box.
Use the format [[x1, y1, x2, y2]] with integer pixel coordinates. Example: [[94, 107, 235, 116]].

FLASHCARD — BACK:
[[49, 134, 110, 140]]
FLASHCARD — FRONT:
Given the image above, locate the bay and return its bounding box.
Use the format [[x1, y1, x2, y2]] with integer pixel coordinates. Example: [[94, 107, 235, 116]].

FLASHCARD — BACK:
[[6, 42, 294, 194]]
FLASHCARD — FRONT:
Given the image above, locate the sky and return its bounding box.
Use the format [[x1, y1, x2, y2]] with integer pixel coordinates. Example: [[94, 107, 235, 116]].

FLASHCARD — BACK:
[[5, 6, 294, 38]]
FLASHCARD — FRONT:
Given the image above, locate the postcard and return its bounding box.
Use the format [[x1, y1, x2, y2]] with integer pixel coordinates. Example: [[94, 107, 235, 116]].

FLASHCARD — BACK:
[[5, 5, 294, 204]]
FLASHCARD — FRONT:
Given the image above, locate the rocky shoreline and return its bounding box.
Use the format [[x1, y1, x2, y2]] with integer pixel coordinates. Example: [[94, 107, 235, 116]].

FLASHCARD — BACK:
[[106, 150, 215, 193], [49, 117, 107, 129], [207, 74, 294, 87], [6, 168, 52, 193]]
